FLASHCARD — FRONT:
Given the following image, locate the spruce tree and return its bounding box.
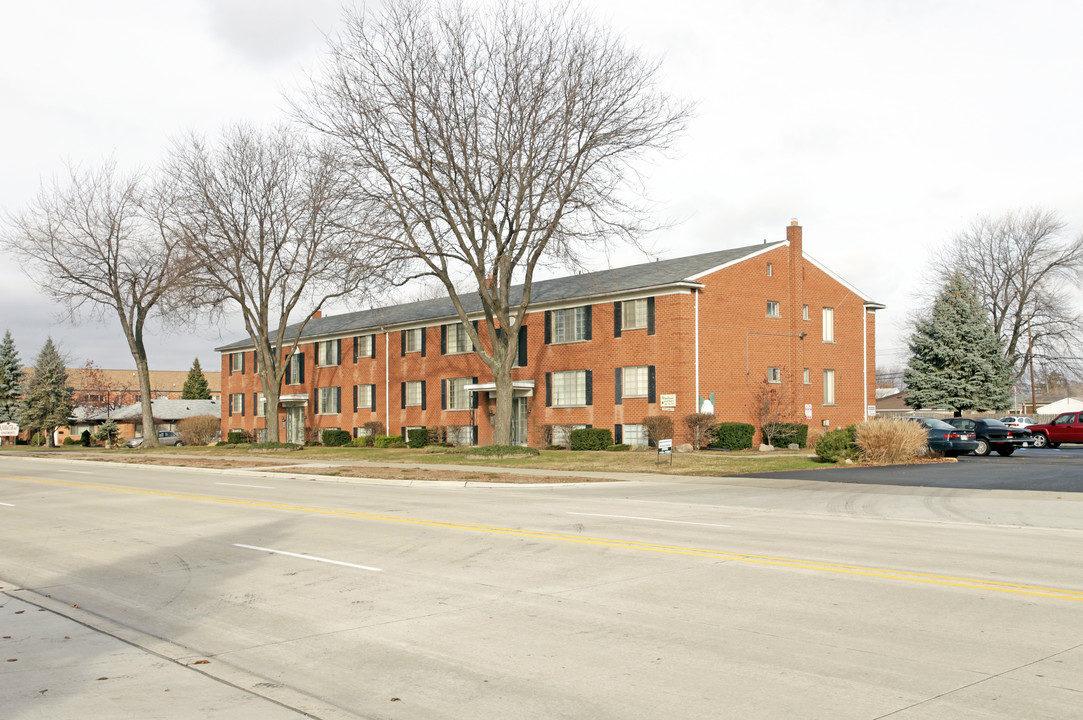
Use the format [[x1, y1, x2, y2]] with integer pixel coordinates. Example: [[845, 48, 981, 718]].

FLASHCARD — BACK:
[[181, 358, 211, 400], [18, 337, 74, 447], [0, 330, 24, 423], [904, 272, 1012, 414]]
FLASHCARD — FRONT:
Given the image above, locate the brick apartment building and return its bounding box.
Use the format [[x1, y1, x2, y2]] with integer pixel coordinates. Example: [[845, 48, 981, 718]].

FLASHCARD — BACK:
[[216, 221, 882, 446]]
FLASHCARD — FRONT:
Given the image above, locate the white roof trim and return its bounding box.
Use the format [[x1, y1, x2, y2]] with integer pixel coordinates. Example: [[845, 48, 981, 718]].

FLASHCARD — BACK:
[[802, 251, 880, 305]]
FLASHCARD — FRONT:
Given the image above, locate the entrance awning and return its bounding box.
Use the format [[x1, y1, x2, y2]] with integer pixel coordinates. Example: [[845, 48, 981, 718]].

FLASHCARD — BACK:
[[464, 380, 535, 398], [279, 394, 310, 406]]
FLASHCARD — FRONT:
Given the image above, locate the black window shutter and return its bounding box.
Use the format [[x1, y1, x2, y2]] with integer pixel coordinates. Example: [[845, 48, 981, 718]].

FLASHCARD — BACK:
[[545, 372, 552, 407], [298, 354, 305, 385], [647, 297, 656, 335], [401, 426, 405, 439], [353, 336, 359, 363], [370, 384, 376, 412], [648, 366, 656, 403], [400, 330, 406, 356], [471, 425, 478, 446], [228, 395, 233, 416], [441, 324, 447, 354], [472, 320, 479, 347], [441, 379, 447, 410], [614, 301, 622, 337], [420, 380, 427, 410], [241, 352, 245, 374], [370, 334, 377, 358], [228, 357, 233, 376], [313, 390, 318, 414], [353, 385, 358, 412], [517, 327, 528, 367], [615, 425, 623, 444], [253, 352, 257, 374], [585, 370, 593, 406], [252, 392, 257, 416], [584, 306, 592, 340], [401, 382, 406, 409], [334, 339, 341, 364], [544, 311, 552, 344], [420, 329, 427, 357], [614, 368, 623, 405], [472, 377, 479, 408]]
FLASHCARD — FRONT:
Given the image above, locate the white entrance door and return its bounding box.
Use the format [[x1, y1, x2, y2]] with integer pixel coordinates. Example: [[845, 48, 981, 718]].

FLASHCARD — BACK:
[[510, 397, 528, 445], [285, 406, 305, 445]]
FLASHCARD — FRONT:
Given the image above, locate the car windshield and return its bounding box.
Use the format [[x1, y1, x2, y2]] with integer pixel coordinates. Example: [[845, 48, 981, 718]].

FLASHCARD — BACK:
[[921, 419, 954, 429]]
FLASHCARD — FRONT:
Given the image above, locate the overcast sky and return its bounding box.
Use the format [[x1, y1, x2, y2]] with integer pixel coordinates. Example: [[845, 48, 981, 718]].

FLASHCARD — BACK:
[[2, 0, 1081, 375]]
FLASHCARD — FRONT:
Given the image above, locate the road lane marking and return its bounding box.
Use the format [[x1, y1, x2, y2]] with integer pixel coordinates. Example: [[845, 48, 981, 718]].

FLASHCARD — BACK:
[[233, 544, 381, 572], [58, 470, 92, 474], [215, 482, 275, 489], [569, 511, 730, 528], [5, 473, 1083, 602], [0, 502, 13, 507]]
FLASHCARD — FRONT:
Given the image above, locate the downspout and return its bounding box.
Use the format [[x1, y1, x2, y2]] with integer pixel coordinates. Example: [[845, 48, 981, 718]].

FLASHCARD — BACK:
[[863, 307, 868, 421], [385, 330, 390, 433], [694, 289, 700, 411]]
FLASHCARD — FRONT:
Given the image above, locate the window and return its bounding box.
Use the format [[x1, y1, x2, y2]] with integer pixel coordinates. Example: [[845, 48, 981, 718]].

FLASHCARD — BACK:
[[823, 307, 835, 342], [354, 335, 374, 361], [317, 387, 341, 415], [622, 299, 648, 331], [767, 366, 781, 383], [255, 392, 267, 417], [405, 380, 424, 407], [551, 424, 587, 446], [622, 423, 648, 446], [766, 262, 773, 277], [229, 352, 244, 374], [823, 369, 836, 405], [446, 377, 472, 410], [447, 425, 476, 446], [404, 328, 423, 353], [622, 366, 649, 398], [284, 353, 304, 385], [254, 428, 268, 443], [1052, 413, 1077, 425], [317, 340, 341, 367], [552, 307, 588, 343], [445, 323, 471, 354], [355, 384, 374, 411], [353, 426, 372, 439], [551, 370, 588, 406], [229, 393, 244, 415], [803, 305, 810, 321], [767, 301, 781, 318], [803, 368, 811, 385]]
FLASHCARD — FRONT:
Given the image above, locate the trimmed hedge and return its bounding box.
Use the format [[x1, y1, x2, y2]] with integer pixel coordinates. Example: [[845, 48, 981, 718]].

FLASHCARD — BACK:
[[605, 444, 631, 452], [227, 430, 252, 444], [374, 434, 405, 448], [406, 428, 429, 448], [815, 425, 858, 462], [322, 429, 351, 447], [768, 422, 809, 448], [708, 422, 755, 450], [465, 445, 540, 457], [570, 427, 613, 451]]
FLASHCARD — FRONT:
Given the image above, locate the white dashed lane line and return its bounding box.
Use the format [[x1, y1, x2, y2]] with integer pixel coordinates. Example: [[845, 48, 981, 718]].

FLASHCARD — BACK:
[[233, 544, 382, 572]]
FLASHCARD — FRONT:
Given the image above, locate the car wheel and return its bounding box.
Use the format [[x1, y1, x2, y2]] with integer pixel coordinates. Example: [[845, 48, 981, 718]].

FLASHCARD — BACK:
[[1031, 433, 1049, 449], [175, 441, 183, 447], [995, 446, 1015, 456], [973, 439, 991, 456]]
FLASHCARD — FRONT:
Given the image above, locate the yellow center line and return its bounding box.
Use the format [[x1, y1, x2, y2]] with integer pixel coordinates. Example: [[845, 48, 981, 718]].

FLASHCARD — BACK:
[[6, 473, 1083, 602]]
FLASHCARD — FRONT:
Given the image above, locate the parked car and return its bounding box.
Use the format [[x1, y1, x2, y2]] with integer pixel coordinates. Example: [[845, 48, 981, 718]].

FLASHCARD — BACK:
[[126, 430, 184, 448], [943, 417, 1031, 456], [907, 417, 979, 457], [999, 416, 1035, 429], [1027, 412, 1083, 449]]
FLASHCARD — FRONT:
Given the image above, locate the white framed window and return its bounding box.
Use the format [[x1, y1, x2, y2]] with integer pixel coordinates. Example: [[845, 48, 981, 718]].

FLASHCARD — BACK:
[[355, 384, 374, 410], [448, 425, 475, 446], [803, 368, 811, 385], [767, 301, 781, 318], [622, 366, 649, 398], [622, 423, 648, 446], [317, 340, 340, 367], [405, 380, 424, 407], [766, 262, 773, 277], [354, 334, 374, 360], [255, 428, 268, 443], [622, 299, 648, 331], [551, 424, 587, 446], [552, 370, 587, 406], [446, 323, 472, 354], [824, 369, 836, 405], [823, 307, 835, 342], [317, 386, 341, 415], [404, 328, 423, 353], [803, 304, 810, 321], [353, 426, 372, 438], [552, 307, 587, 343], [255, 392, 267, 417], [767, 366, 781, 383], [229, 393, 244, 415], [447, 377, 472, 410], [229, 352, 244, 373]]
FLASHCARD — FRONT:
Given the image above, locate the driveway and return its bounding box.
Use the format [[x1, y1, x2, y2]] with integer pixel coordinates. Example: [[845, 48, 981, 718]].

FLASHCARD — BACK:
[[742, 446, 1083, 492]]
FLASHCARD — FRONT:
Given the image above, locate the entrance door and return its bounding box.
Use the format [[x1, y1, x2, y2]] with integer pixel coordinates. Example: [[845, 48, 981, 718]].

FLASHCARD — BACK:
[[285, 405, 305, 445], [510, 397, 528, 445]]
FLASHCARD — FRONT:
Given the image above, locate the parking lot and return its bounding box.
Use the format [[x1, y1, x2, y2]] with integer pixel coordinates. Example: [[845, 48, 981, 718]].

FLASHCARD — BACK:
[[744, 446, 1083, 492]]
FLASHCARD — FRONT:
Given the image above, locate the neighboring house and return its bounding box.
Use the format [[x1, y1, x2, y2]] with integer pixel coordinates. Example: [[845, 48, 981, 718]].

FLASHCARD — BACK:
[[64, 367, 222, 407], [216, 221, 883, 446], [1035, 397, 1083, 415], [77, 399, 220, 443]]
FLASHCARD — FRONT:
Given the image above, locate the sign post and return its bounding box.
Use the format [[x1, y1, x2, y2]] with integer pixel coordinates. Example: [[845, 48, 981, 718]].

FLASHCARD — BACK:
[[0, 422, 18, 447], [657, 438, 673, 466]]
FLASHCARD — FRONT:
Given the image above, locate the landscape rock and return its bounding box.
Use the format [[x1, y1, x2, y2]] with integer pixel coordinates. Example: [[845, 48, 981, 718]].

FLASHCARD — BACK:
[[759, 443, 774, 452], [676, 443, 694, 453]]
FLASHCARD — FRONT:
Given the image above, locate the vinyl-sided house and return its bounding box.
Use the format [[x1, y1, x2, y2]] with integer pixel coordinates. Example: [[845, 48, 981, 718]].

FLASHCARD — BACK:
[[216, 221, 883, 446]]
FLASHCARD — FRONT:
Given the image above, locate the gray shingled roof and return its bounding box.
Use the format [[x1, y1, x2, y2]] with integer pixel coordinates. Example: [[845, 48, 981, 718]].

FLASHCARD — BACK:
[[215, 241, 783, 352], [85, 399, 220, 423]]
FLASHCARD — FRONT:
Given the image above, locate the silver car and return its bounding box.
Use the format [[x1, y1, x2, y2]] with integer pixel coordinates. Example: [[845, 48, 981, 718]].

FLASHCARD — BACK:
[[126, 430, 184, 448]]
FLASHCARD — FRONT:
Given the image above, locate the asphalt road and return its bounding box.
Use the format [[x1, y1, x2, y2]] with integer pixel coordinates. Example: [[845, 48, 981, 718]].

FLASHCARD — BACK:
[[2, 455, 1083, 719]]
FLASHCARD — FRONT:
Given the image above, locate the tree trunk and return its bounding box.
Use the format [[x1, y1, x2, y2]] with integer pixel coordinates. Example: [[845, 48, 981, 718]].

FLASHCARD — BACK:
[[134, 355, 157, 447]]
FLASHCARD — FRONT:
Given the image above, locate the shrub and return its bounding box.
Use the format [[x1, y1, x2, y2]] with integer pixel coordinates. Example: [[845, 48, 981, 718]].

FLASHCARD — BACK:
[[641, 415, 674, 447], [815, 425, 858, 462], [684, 412, 715, 449], [374, 434, 405, 448], [855, 418, 929, 465], [406, 428, 429, 448], [30, 432, 45, 446], [322, 429, 352, 447], [545, 444, 566, 451], [570, 427, 613, 451], [62, 436, 77, 445], [350, 437, 369, 447], [708, 422, 755, 450], [249, 442, 297, 450], [177, 415, 221, 447], [227, 430, 252, 444], [465, 445, 540, 457], [765, 422, 808, 448], [80, 429, 92, 447], [93, 420, 119, 448], [605, 444, 631, 451]]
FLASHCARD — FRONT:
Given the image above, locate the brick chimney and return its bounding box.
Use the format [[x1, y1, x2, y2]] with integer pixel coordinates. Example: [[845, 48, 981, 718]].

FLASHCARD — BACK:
[[786, 218, 802, 258], [311, 310, 323, 319]]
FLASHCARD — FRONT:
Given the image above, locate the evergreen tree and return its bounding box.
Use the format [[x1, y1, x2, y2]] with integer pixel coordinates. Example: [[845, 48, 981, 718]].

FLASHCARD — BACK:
[[18, 337, 74, 448], [0, 330, 24, 423], [181, 358, 211, 400], [905, 272, 1012, 414]]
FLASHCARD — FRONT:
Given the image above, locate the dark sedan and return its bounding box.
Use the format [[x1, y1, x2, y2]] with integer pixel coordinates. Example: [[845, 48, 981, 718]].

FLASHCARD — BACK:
[[943, 417, 1031, 456], [907, 417, 979, 457]]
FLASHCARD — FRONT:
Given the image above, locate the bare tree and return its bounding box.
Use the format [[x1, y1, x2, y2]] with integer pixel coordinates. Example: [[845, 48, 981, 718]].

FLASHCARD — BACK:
[[931, 208, 1083, 381], [748, 380, 798, 448], [6, 161, 190, 446], [73, 360, 121, 417], [168, 124, 386, 443], [295, 0, 689, 445]]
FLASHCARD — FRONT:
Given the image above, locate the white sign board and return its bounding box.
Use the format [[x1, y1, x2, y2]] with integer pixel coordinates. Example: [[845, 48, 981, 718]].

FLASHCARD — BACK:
[[0, 422, 18, 437], [658, 439, 673, 455], [804, 404, 813, 419], [660, 394, 677, 409], [867, 405, 877, 417]]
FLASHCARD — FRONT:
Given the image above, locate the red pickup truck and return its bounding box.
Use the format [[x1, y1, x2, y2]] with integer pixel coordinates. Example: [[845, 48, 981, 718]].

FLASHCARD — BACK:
[[1028, 412, 1083, 448]]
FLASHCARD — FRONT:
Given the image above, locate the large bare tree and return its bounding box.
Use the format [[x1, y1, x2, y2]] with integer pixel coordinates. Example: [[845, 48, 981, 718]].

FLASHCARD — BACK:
[[932, 208, 1083, 381], [296, 0, 689, 444], [7, 161, 190, 446], [169, 124, 384, 443]]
